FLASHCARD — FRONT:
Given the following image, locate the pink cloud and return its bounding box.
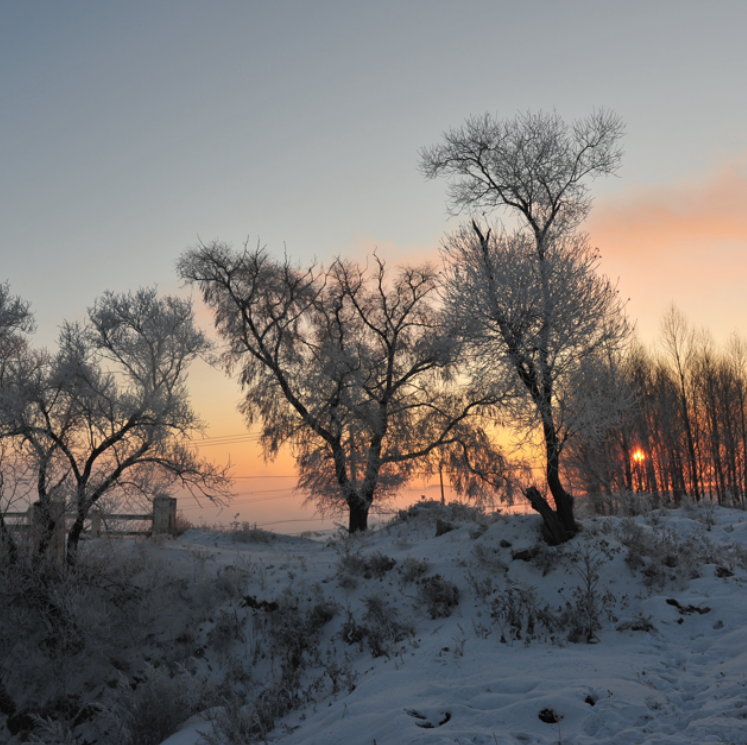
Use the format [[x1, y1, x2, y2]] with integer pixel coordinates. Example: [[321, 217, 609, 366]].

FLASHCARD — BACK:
[[588, 158, 747, 254], [587, 157, 747, 345]]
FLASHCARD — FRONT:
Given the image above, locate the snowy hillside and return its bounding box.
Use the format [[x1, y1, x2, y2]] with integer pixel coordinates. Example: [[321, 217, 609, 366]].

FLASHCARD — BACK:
[[164, 501, 747, 745], [6, 501, 747, 745]]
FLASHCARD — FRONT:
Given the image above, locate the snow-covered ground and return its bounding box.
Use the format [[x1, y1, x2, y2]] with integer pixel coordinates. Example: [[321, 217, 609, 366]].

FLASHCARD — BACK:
[[152, 501, 747, 745]]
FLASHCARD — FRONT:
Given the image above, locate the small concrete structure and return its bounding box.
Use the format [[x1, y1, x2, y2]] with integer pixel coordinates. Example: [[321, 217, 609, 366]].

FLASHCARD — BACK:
[[152, 494, 177, 535]]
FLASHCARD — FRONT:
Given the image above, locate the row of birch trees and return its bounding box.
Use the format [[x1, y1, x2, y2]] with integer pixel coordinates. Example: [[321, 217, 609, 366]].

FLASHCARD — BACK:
[[568, 308, 747, 507]]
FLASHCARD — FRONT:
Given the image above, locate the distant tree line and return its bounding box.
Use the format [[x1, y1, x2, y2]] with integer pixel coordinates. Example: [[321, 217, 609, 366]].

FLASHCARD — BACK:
[[567, 307, 747, 508]]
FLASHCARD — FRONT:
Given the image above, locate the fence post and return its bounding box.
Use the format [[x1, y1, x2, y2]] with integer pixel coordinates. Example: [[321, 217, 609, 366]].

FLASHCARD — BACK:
[[90, 508, 101, 539], [31, 499, 66, 564], [152, 495, 176, 536]]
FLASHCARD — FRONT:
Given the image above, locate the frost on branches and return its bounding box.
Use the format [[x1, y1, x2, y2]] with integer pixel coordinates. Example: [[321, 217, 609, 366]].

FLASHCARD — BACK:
[[422, 109, 631, 544], [179, 244, 505, 532], [0, 287, 232, 564]]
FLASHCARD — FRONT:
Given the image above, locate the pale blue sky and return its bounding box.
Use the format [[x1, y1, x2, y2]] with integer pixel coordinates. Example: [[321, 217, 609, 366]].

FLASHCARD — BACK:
[[3, 2, 746, 338]]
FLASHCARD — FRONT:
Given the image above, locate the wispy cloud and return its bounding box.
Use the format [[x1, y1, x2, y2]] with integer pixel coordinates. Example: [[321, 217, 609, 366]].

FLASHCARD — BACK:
[[588, 156, 747, 344], [589, 157, 747, 254]]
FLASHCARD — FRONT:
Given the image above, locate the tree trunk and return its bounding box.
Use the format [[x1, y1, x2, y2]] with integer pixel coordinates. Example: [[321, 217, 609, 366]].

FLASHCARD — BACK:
[[348, 499, 369, 533], [66, 513, 85, 566], [525, 486, 573, 546], [528, 421, 578, 545], [0, 513, 18, 565], [679, 388, 700, 500], [617, 426, 633, 492], [547, 467, 579, 539]]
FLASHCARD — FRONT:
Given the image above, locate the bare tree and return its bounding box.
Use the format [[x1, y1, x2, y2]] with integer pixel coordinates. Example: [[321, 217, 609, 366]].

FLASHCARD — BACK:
[[422, 109, 628, 543], [563, 341, 638, 502], [660, 305, 701, 500], [568, 319, 747, 510], [3, 287, 232, 563], [178, 242, 504, 532], [728, 333, 747, 500], [420, 109, 624, 237]]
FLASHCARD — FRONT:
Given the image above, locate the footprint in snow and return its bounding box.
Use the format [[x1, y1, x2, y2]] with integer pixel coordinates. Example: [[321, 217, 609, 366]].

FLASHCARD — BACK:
[[404, 708, 452, 728]]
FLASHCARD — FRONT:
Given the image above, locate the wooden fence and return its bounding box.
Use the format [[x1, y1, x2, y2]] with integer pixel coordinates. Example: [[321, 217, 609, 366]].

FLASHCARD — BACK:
[[3, 495, 177, 561]]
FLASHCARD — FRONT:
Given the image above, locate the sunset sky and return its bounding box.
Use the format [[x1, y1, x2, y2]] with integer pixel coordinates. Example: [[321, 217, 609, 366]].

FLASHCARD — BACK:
[[2, 2, 746, 530]]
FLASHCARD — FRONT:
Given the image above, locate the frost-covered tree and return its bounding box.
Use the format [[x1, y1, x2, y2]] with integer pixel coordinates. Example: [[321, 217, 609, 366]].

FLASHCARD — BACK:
[[0, 283, 36, 557], [2, 287, 232, 563], [422, 110, 628, 544], [0, 282, 34, 385], [420, 109, 624, 235], [178, 242, 504, 532]]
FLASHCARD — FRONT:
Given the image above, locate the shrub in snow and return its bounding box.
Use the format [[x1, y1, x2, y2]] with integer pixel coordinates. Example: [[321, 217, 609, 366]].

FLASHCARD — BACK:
[[471, 541, 508, 573], [561, 545, 616, 643], [253, 586, 338, 692], [612, 515, 734, 589], [336, 549, 396, 585], [393, 500, 494, 529], [491, 582, 561, 644], [365, 551, 397, 577], [417, 574, 460, 619], [341, 594, 414, 658], [489, 545, 618, 646], [100, 664, 211, 745], [465, 566, 497, 601], [26, 716, 80, 745], [197, 690, 257, 745], [212, 555, 255, 601], [198, 670, 302, 745], [398, 556, 430, 584], [0, 540, 282, 744], [207, 609, 246, 660], [323, 654, 359, 695], [229, 522, 274, 544]]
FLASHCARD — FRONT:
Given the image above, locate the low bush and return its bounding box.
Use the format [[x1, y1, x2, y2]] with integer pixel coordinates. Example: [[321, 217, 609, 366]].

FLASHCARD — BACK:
[[230, 522, 274, 544], [472, 542, 508, 573], [399, 556, 429, 584], [612, 516, 735, 588], [417, 575, 460, 619], [0, 539, 303, 745], [491, 582, 561, 644], [100, 665, 212, 745], [336, 550, 396, 583], [340, 593, 414, 658], [561, 546, 616, 643]]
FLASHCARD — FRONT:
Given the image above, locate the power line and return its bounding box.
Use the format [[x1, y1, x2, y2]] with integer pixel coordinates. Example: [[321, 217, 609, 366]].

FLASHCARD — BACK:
[[177, 491, 307, 511], [255, 517, 332, 527], [190, 436, 262, 448], [232, 475, 297, 479]]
